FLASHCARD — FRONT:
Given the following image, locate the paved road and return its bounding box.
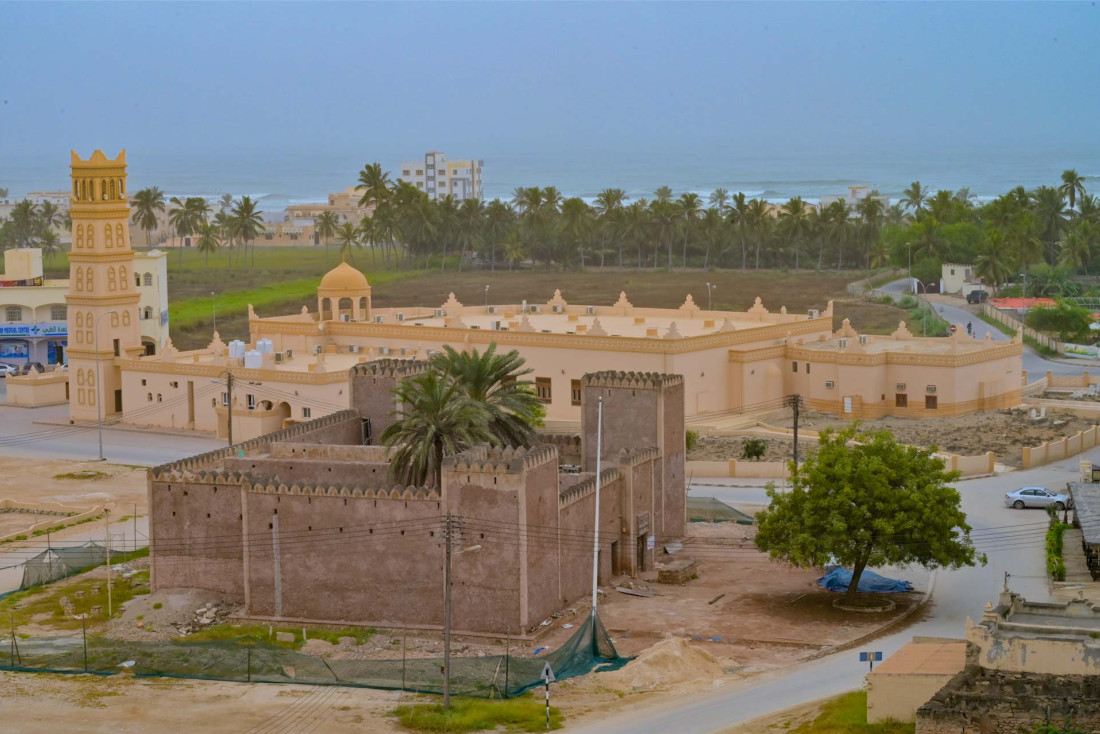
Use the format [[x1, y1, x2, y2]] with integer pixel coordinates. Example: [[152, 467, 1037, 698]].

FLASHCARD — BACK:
[[0, 381, 224, 467], [571, 450, 1085, 733], [879, 279, 1088, 377]]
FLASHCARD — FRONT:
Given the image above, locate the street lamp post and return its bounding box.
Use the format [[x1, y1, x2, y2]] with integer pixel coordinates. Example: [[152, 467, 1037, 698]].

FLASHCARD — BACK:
[[484, 284, 490, 312], [906, 242, 912, 294], [94, 310, 119, 461], [705, 282, 717, 311]]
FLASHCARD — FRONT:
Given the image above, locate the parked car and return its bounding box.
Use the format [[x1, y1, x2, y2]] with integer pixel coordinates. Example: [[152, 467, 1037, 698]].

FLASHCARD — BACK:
[[19, 362, 45, 375], [1004, 486, 1071, 510], [966, 290, 989, 304], [0, 363, 17, 378]]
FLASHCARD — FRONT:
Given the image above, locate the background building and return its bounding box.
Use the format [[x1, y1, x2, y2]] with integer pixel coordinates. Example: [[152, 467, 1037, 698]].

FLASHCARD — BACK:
[[398, 151, 483, 201]]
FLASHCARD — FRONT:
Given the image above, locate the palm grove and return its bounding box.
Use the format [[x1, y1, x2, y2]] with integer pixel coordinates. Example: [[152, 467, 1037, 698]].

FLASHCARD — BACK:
[[3, 167, 1094, 288]]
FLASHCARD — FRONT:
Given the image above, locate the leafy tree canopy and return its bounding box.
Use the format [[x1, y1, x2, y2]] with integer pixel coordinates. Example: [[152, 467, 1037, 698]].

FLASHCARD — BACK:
[[1026, 299, 1095, 343], [755, 425, 985, 599]]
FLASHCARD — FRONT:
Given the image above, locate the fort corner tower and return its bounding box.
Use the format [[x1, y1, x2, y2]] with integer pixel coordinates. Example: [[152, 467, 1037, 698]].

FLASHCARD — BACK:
[[66, 150, 142, 422]]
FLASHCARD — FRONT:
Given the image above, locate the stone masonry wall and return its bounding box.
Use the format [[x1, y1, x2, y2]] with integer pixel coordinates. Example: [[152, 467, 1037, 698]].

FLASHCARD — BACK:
[[916, 667, 1100, 734]]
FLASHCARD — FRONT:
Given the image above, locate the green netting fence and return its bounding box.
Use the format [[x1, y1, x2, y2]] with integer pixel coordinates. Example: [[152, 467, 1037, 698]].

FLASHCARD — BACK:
[[20, 542, 109, 590], [0, 612, 625, 698]]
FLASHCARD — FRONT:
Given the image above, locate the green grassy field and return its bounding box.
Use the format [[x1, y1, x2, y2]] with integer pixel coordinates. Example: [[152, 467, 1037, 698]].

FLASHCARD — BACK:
[[790, 692, 913, 734], [391, 696, 563, 732]]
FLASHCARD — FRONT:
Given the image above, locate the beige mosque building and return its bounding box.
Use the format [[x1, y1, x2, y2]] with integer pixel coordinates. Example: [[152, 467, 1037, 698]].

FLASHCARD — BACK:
[[6, 150, 1024, 439]]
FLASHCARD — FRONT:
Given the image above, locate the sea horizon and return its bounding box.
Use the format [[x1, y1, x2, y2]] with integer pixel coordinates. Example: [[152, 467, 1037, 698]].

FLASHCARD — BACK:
[[4, 143, 1098, 212]]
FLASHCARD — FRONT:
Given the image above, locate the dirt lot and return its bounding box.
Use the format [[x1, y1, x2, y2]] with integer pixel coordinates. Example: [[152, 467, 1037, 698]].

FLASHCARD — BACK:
[[771, 408, 1096, 468], [689, 435, 812, 463], [0, 520, 925, 732], [0, 458, 147, 513]]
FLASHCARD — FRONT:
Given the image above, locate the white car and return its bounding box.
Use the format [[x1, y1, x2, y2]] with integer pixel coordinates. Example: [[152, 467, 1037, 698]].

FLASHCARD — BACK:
[[0, 363, 17, 378], [1004, 487, 1071, 510]]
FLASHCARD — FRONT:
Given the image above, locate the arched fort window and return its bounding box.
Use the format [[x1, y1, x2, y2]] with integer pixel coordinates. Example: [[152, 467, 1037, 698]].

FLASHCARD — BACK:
[[110, 312, 119, 328]]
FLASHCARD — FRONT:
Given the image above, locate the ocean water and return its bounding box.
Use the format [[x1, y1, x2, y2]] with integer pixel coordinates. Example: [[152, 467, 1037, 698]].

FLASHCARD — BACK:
[[4, 143, 1098, 212]]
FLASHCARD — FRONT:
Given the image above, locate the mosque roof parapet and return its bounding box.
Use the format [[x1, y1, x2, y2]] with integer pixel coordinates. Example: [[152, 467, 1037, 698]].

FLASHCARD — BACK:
[[664, 321, 684, 340], [547, 289, 567, 309], [613, 291, 633, 314], [581, 371, 685, 390], [747, 297, 769, 320], [587, 318, 608, 336], [678, 294, 698, 318], [442, 292, 463, 312]]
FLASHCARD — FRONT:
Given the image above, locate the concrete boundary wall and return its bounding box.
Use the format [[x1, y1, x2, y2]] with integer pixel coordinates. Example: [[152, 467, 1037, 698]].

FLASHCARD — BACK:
[[0, 499, 103, 542], [1022, 425, 1099, 469], [980, 302, 1064, 353], [688, 450, 994, 480]]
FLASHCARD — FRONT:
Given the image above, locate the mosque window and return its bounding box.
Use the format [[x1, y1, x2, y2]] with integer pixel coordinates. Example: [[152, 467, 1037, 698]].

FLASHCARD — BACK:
[[110, 179, 116, 199], [135, 273, 141, 287], [118, 178, 124, 197], [101, 179, 108, 201], [110, 313, 119, 328], [535, 377, 552, 403], [74, 267, 83, 292], [86, 269, 94, 290]]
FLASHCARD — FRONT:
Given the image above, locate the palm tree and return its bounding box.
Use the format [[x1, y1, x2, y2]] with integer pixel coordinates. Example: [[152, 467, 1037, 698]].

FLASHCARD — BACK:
[[1030, 186, 1067, 263], [594, 188, 627, 267], [700, 207, 726, 269], [561, 197, 593, 268], [899, 181, 929, 215], [130, 187, 166, 248], [824, 200, 853, 270], [9, 201, 37, 248], [38, 228, 62, 263], [213, 210, 235, 264], [218, 193, 234, 213], [909, 217, 945, 262], [456, 198, 485, 271], [778, 197, 810, 270], [430, 344, 545, 447], [654, 186, 673, 204], [196, 222, 221, 264], [1059, 221, 1096, 274], [37, 201, 61, 236], [381, 370, 492, 489], [677, 192, 702, 267], [229, 196, 265, 266], [315, 211, 338, 251], [855, 193, 886, 268], [744, 198, 771, 270], [435, 195, 460, 271], [167, 197, 195, 263], [502, 230, 526, 271], [974, 229, 1013, 291], [335, 221, 359, 262], [483, 199, 513, 272], [1060, 169, 1086, 212], [708, 188, 730, 215], [356, 163, 392, 208], [729, 192, 749, 269]]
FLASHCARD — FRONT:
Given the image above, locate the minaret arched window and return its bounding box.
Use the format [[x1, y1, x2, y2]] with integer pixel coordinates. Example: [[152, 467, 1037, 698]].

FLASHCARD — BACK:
[[104, 224, 114, 249], [119, 266, 128, 289], [74, 266, 83, 292], [107, 267, 117, 292], [109, 179, 116, 200], [75, 225, 83, 249], [101, 179, 108, 201], [86, 268, 93, 291], [118, 178, 124, 197], [87, 224, 95, 249], [116, 223, 125, 248]]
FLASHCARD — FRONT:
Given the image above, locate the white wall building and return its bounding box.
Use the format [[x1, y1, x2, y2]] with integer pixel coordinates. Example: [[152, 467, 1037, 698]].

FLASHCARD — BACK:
[[398, 151, 483, 201]]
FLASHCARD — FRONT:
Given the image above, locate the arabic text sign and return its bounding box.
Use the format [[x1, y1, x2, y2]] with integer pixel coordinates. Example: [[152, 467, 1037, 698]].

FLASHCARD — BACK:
[[0, 322, 67, 338]]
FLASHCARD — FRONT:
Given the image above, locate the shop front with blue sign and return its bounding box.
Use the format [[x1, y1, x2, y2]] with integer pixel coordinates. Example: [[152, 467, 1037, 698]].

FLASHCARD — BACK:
[[0, 322, 67, 365]]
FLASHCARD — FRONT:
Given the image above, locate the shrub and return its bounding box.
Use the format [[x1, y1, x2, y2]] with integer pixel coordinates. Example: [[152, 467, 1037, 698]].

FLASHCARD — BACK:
[[741, 438, 767, 461], [685, 430, 699, 452], [1046, 523, 1068, 582]]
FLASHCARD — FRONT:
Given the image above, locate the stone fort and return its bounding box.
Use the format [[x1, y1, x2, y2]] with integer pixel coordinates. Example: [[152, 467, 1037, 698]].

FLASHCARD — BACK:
[[148, 363, 686, 635]]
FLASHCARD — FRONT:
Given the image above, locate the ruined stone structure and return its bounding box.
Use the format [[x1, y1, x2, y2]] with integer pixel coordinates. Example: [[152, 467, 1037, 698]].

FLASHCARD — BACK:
[[915, 591, 1100, 733], [148, 366, 686, 635]]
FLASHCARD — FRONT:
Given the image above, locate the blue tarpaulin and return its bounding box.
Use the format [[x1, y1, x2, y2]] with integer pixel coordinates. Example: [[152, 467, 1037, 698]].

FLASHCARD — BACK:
[[818, 567, 914, 593]]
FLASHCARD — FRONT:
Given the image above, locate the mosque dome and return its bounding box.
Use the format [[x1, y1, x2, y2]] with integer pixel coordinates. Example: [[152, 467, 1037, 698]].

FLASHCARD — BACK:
[[318, 261, 370, 293]]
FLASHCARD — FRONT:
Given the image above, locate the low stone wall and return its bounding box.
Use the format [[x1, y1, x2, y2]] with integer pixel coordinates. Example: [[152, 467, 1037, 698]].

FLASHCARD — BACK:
[[1022, 425, 1099, 469], [940, 452, 995, 476], [917, 668, 1100, 734], [0, 499, 102, 542], [686, 459, 788, 479], [4, 370, 68, 406], [1047, 370, 1094, 389]]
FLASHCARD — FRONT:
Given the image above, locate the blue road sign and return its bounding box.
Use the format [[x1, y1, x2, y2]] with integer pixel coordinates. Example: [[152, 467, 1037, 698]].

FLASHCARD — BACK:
[[859, 651, 883, 662]]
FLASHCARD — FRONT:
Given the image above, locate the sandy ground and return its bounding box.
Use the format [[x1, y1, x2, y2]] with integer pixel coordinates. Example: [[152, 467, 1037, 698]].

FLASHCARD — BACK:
[[689, 435, 810, 463], [770, 408, 1095, 468], [0, 458, 148, 514]]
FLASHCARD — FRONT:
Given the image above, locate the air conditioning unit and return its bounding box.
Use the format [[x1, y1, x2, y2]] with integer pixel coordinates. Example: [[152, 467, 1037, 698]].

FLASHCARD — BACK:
[[491, 320, 501, 330], [286, 349, 293, 360], [396, 312, 406, 321], [858, 335, 868, 345], [340, 314, 350, 322], [552, 305, 563, 314], [313, 345, 323, 355], [585, 306, 595, 315], [896, 383, 907, 391], [399, 347, 407, 356], [470, 325, 481, 329], [379, 346, 390, 355], [274, 352, 284, 364], [808, 309, 820, 318], [838, 338, 848, 348], [825, 380, 835, 389], [435, 308, 445, 317], [350, 345, 360, 354], [373, 315, 384, 324], [926, 385, 937, 394], [488, 306, 498, 314], [530, 305, 541, 314]]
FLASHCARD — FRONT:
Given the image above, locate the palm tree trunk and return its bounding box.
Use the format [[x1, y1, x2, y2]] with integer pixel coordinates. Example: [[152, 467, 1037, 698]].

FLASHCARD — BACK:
[[740, 226, 747, 269]]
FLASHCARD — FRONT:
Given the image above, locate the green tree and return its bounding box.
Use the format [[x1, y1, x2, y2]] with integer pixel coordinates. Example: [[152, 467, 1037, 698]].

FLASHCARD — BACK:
[[975, 228, 1014, 290], [483, 199, 514, 271], [755, 425, 985, 601], [1026, 300, 1094, 342], [381, 370, 493, 489], [314, 211, 339, 251], [745, 198, 771, 270], [677, 192, 702, 267], [430, 344, 546, 447], [356, 162, 392, 208], [38, 228, 62, 263], [9, 201, 38, 248], [779, 197, 811, 271], [594, 188, 627, 267], [708, 188, 730, 215], [729, 192, 749, 269], [130, 187, 166, 248], [1060, 168, 1086, 212]]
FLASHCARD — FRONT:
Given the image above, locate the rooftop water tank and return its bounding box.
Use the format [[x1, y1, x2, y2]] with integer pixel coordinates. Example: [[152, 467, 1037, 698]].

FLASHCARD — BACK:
[[256, 338, 274, 354], [228, 340, 246, 359], [243, 350, 263, 369]]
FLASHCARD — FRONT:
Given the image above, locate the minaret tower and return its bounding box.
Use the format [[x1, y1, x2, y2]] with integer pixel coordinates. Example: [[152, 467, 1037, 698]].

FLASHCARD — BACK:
[[66, 150, 142, 422]]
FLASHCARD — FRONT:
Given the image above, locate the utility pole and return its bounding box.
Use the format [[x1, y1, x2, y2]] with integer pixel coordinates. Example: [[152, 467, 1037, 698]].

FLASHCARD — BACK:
[[591, 398, 603, 616], [226, 372, 234, 447], [443, 513, 453, 709], [786, 394, 804, 470]]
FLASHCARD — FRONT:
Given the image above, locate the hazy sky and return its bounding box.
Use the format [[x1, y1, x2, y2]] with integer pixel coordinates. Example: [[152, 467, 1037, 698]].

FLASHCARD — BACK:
[[3, 2, 1099, 195]]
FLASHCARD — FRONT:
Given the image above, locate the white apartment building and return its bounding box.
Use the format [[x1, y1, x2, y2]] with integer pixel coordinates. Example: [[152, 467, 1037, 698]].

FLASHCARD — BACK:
[[398, 151, 484, 201]]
